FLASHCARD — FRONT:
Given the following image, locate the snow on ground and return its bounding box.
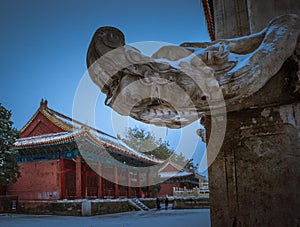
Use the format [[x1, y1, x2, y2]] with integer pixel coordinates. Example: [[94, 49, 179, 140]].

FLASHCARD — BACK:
[[0, 209, 210, 227]]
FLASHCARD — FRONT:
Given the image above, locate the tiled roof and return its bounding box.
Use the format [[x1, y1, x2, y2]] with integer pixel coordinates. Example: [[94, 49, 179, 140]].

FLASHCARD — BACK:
[[15, 128, 162, 164], [15, 131, 78, 147], [17, 100, 163, 164]]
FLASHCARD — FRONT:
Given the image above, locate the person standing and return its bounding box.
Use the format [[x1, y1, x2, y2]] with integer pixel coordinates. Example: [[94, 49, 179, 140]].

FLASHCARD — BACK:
[[156, 197, 161, 210], [165, 196, 169, 210]]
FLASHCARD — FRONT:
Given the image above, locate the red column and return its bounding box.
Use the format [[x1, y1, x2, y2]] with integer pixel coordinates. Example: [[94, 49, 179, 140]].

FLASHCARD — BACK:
[[114, 166, 119, 198], [60, 158, 65, 199], [76, 156, 82, 199], [127, 169, 131, 198], [83, 164, 87, 198], [137, 170, 142, 198], [147, 171, 151, 198], [97, 162, 103, 198]]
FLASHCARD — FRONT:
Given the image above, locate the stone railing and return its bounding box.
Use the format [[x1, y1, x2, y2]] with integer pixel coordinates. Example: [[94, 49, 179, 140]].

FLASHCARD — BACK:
[[173, 187, 209, 197], [172, 197, 210, 209]]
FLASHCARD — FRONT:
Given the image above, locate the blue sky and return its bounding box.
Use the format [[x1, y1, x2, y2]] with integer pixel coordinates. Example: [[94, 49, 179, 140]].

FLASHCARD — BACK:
[[0, 0, 210, 175]]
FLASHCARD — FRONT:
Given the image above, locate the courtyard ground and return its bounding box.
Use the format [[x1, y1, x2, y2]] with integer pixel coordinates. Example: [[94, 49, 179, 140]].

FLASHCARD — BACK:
[[0, 209, 210, 227]]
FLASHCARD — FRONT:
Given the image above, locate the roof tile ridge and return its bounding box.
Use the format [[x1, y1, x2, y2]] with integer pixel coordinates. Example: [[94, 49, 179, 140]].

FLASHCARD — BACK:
[[42, 107, 75, 132], [83, 128, 162, 164]]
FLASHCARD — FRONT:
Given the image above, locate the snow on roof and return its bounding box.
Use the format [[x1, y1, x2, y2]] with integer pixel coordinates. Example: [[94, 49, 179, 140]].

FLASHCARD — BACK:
[[87, 129, 163, 163], [17, 100, 163, 164], [159, 171, 193, 178], [47, 107, 163, 163], [14, 130, 82, 148], [47, 108, 82, 130], [15, 128, 162, 164]]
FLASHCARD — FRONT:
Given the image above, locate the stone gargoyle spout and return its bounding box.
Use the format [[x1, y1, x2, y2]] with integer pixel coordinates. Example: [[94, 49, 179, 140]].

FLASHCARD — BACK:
[[86, 14, 300, 128]]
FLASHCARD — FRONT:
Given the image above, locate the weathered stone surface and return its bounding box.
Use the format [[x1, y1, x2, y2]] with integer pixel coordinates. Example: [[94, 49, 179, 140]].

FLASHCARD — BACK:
[[16, 200, 138, 216], [82, 200, 91, 216], [212, 0, 251, 39], [212, 0, 300, 39], [245, 0, 300, 35], [91, 200, 138, 215], [17, 201, 82, 216], [206, 103, 300, 226]]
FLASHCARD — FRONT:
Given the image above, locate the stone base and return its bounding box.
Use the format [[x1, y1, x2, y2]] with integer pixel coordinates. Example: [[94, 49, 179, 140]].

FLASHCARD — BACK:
[[208, 103, 300, 226], [16, 199, 138, 216]]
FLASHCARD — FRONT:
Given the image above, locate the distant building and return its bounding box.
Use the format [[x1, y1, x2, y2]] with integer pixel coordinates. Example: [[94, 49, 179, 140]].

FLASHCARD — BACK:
[[157, 161, 206, 197]]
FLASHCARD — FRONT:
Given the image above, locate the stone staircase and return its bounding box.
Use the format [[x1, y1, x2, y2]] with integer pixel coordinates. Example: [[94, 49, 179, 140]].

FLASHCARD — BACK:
[[129, 198, 150, 211]]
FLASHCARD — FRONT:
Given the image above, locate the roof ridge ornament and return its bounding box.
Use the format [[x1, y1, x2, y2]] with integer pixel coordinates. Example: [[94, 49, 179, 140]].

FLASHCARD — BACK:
[[80, 125, 90, 132], [40, 99, 48, 109]]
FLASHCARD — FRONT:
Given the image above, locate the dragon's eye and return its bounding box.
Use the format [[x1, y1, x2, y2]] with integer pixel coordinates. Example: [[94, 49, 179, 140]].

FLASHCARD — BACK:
[[140, 77, 153, 86]]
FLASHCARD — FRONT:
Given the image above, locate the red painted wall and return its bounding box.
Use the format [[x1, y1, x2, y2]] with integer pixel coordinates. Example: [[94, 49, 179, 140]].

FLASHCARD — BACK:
[[8, 160, 62, 200], [21, 112, 65, 138], [157, 182, 182, 197]]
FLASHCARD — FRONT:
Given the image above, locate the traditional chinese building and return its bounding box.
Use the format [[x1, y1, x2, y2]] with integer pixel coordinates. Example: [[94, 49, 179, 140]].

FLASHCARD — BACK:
[[8, 100, 203, 200], [8, 100, 163, 200]]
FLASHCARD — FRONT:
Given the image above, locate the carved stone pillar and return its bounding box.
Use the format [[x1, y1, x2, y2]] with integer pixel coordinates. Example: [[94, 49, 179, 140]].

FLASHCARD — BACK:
[[212, 0, 300, 39], [212, 0, 250, 39], [204, 105, 300, 226], [240, 0, 300, 34]]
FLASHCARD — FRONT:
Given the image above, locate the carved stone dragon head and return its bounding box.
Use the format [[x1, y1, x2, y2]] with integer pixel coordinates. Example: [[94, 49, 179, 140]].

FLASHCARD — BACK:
[[87, 15, 300, 128]]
